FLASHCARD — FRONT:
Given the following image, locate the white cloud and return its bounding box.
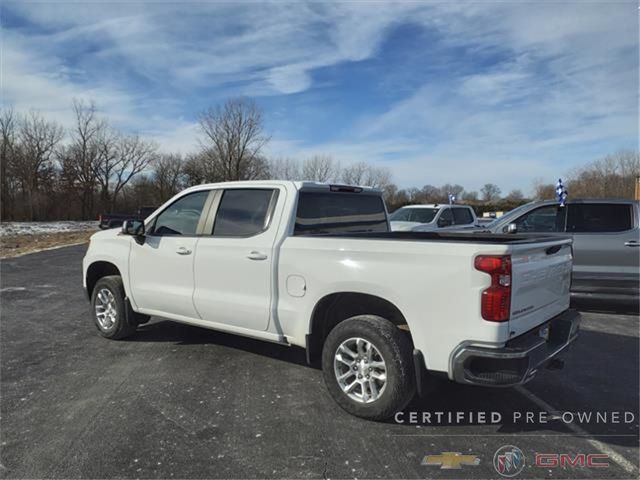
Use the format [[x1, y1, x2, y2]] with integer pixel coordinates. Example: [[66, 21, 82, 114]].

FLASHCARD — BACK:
[[2, 1, 637, 194]]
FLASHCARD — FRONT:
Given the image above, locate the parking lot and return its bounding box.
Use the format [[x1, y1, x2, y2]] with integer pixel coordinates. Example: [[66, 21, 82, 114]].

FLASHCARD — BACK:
[[1, 244, 638, 479]]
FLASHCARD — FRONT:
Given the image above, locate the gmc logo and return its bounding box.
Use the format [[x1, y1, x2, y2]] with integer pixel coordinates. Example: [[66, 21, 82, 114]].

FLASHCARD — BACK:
[[535, 453, 609, 468]]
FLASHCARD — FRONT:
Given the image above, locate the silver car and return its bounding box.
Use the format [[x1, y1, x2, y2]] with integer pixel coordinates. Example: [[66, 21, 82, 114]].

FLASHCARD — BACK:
[[486, 199, 639, 305]]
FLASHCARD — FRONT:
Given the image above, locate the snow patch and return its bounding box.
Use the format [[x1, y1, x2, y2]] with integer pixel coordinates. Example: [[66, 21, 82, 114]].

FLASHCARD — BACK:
[[0, 221, 98, 237]]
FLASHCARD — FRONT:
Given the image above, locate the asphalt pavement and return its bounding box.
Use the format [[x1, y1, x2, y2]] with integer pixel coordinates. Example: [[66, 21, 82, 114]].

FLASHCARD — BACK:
[[1, 245, 638, 479]]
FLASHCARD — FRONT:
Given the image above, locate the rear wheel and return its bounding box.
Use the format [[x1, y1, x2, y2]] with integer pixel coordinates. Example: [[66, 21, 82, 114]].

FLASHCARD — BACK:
[[321, 315, 415, 420], [91, 275, 137, 340]]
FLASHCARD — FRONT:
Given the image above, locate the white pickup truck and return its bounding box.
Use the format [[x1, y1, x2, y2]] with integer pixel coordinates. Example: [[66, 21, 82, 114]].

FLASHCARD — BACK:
[[83, 181, 580, 420], [390, 204, 478, 231]]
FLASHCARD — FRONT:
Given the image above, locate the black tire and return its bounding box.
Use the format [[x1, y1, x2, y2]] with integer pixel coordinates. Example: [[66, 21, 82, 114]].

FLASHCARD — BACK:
[[321, 315, 415, 420], [91, 275, 137, 340]]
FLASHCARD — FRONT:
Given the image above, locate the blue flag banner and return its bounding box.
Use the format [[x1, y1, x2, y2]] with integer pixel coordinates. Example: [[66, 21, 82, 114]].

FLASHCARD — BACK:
[[556, 179, 568, 207], [448, 193, 456, 205]]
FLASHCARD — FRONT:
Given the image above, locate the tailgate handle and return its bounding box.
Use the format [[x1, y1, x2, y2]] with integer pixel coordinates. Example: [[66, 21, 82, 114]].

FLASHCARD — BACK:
[[545, 245, 562, 255]]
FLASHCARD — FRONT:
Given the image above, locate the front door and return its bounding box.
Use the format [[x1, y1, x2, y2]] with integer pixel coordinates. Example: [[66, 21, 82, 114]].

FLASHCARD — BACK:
[[193, 187, 282, 331], [129, 189, 212, 319]]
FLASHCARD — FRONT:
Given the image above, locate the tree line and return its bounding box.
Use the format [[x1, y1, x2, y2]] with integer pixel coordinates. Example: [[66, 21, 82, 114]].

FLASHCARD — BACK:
[[1, 98, 638, 221]]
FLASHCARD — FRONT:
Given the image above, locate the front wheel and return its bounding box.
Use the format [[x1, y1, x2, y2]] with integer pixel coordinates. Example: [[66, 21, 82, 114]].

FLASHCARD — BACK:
[[91, 275, 137, 340], [321, 315, 415, 420]]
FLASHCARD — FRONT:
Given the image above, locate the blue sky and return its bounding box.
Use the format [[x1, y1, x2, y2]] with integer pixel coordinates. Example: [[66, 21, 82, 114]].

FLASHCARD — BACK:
[[2, 1, 638, 194]]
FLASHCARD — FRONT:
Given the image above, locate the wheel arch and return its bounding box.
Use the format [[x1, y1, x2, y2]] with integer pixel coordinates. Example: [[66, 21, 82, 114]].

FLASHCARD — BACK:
[[85, 261, 122, 300], [305, 292, 409, 364]]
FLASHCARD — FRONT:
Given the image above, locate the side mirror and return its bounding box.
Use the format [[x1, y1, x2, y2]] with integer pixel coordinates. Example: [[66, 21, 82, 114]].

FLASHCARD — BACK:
[[121, 219, 145, 237], [506, 223, 518, 234]]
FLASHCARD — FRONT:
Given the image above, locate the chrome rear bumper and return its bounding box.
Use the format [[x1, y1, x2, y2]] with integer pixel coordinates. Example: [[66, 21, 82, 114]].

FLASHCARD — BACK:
[[450, 309, 581, 386]]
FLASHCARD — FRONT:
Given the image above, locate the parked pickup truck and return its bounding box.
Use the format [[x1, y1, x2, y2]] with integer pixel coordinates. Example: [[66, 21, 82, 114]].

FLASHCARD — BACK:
[[83, 181, 580, 420], [479, 199, 640, 306], [390, 204, 477, 231], [98, 206, 157, 230]]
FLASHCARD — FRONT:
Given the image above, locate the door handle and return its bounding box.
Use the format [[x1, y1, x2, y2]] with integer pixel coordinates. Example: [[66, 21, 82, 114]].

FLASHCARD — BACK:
[[247, 251, 268, 261], [176, 246, 192, 255], [624, 241, 640, 247]]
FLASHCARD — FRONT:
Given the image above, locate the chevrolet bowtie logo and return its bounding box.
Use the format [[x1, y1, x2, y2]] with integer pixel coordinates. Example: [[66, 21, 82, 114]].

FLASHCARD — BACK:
[[421, 452, 481, 469]]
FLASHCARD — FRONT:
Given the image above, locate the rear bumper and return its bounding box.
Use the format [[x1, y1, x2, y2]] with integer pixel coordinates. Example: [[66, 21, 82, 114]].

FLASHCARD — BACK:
[[450, 309, 580, 387]]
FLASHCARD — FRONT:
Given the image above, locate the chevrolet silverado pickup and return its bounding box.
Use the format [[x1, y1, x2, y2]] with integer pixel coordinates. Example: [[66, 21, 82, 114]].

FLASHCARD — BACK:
[[83, 181, 580, 420]]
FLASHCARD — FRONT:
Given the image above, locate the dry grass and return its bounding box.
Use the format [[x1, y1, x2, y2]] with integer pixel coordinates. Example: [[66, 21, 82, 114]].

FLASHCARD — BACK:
[[0, 230, 97, 259]]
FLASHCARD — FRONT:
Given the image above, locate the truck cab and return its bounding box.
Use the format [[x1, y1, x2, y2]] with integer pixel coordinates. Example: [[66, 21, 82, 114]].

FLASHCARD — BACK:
[[389, 204, 477, 232]]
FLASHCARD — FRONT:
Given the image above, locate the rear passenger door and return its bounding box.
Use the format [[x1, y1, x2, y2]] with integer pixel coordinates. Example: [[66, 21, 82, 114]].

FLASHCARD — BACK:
[[567, 203, 639, 296], [452, 207, 475, 227], [436, 208, 454, 229], [192, 187, 282, 331]]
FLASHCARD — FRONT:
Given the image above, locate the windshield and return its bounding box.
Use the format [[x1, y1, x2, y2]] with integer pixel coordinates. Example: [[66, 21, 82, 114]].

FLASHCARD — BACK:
[[390, 207, 439, 224]]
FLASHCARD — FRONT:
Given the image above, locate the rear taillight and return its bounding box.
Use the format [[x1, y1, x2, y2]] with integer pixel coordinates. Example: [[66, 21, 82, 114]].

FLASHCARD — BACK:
[[474, 255, 511, 322]]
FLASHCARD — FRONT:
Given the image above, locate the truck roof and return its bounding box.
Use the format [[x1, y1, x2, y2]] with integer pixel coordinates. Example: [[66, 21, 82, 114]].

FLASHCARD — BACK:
[[180, 180, 382, 194], [518, 198, 640, 207]]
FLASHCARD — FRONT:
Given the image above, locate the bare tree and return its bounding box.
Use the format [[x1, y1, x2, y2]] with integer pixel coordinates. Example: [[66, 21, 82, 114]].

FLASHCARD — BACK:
[[364, 165, 393, 194], [302, 155, 339, 182], [531, 177, 555, 200], [269, 157, 302, 180], [183, 152, 207, 186], [1, 108, 20, 220], [197, 98, 270, 181], [480, 183, 501, 202], [505, 189, 524, 202], [15, 111, 64, 219], [59, 100, 106, 218], [568, 150, 639, 199], [419, 185, 441, 203], [93, 132, 156, 211], [340, 161, 392, 192], [462, 190, 479, 202], [152, 153, 185, 202], [440, 183, 465, 201], [341, 161, 369, 185]]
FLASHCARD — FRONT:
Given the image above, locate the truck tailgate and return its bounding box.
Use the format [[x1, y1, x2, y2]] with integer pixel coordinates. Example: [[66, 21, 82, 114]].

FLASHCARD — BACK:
[[509, 239, 573, 337]]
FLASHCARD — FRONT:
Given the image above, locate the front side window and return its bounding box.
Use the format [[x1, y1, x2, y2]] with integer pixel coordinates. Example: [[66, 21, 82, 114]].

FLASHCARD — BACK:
[[567, 204, 633, 233], [213, 189, 276, 237], [152, 190, 210, 236], [294, 192, 388, 235], [513, 205, 566, 233], [453, 207, 474, 225]]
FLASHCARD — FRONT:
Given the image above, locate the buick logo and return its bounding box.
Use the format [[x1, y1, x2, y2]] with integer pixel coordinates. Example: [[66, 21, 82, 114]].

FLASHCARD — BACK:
[[493, 445, 525, 477]]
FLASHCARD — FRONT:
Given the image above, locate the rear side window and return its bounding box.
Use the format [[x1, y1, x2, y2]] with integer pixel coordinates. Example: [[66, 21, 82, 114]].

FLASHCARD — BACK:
[[152, 190, 209, 236], [294, 192, 388, 235], [567, 204, 633, 233], [453, 207, 474, 225], [213, 189, 276, 237], [437, 208, 454, 226]]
